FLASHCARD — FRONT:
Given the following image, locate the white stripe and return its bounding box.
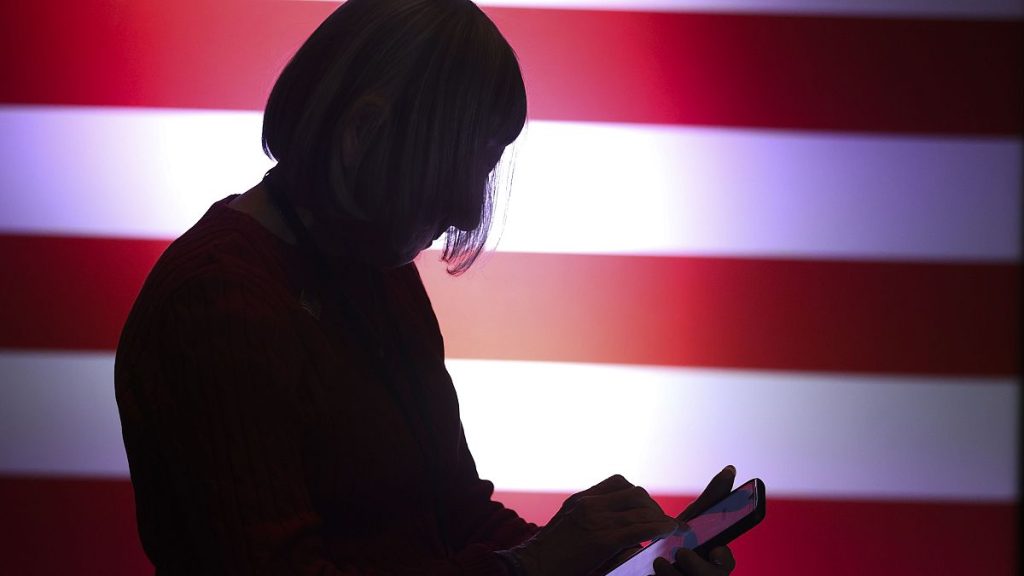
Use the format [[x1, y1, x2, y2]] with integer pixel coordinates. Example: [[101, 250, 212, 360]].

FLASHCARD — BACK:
[[1, 106, 1019, 262], [451, 360, 1019, 501], [0, 352, 1017, 501], [302, 0, 1024, 20], [0, 351, 128, 478], [0, 106, 274, 242], [492, 121, 1021, 262]]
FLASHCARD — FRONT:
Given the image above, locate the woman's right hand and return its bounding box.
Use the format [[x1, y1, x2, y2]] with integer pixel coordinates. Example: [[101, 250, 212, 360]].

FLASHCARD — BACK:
[[511, 475, 678, 576]]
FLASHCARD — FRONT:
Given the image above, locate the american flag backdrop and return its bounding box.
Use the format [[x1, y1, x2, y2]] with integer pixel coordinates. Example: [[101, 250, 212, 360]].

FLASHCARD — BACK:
[[0, 1, 1020, 575]]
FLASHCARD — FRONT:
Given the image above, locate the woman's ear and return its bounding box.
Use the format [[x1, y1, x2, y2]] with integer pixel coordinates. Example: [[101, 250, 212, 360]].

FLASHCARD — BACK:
[[328, 94, 391, 221], [340, 95, 389, 172]]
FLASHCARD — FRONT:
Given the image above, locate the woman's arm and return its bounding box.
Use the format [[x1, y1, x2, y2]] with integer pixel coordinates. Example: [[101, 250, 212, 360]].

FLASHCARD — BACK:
[[128, 272, 342, 574], [442, 424, 540, 553], [121, 272, 517, 576]]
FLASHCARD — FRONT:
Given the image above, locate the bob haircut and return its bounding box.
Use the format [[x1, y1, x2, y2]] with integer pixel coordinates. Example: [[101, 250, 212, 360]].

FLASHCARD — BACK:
[[262, 0, 527, 274]]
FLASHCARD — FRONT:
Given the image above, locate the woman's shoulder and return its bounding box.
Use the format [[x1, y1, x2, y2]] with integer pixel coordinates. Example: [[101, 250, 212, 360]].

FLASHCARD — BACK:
[[118, 196, 299, 348], [145, 195, 294, 300]]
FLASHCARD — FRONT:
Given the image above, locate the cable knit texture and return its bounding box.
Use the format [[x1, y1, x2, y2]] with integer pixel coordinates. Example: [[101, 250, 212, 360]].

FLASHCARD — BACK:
[[115, 195, 538, 575]]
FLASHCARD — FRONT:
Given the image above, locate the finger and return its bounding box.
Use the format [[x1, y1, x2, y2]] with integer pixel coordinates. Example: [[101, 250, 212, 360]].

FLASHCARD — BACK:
[[587, 474, 636, 495], [593, 485, 667, 514], [652, 557, 680, 576], [602, 517, 680, 550], [708, 547, 735, 572], [561, 475, 635, 514], [679, 465, 736, 522], [674, 548, 731, 576], [577, 493, 677, 534]]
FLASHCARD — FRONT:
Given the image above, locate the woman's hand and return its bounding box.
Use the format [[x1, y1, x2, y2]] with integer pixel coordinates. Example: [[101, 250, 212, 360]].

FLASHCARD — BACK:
[[513, 474, 678, 576], [653, 465, 738, 576], [588, 466, 741, 576], [678, 465, 736, 524], [652, 547, 736, 576]]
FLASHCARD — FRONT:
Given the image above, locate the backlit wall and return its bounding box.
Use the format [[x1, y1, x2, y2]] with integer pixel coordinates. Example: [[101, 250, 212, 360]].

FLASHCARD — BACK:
[[0, 1, 1020, 575]]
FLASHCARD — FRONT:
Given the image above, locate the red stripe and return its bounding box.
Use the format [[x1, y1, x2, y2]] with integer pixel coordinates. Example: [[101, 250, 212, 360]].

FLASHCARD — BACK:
[[0, 235, 168, 354], [0, 477, 151, 576], [0, 234, 1017, 376], [425, 252, 1021, 376], [1, 1, 1019, 134], [0, 476, 1016, 576]]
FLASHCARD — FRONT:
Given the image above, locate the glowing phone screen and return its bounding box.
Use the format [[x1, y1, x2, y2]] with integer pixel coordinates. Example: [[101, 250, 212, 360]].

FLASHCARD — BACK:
[[607, 481, 758, 576]]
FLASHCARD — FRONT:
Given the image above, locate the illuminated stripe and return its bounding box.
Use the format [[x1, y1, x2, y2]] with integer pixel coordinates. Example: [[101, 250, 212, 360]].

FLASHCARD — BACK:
[[1, 235, 1016, 375], [0, 352, 1016, 501], [495, 121, 1021, 261], [0, 106, 272, 240], [2, 107, 1018, 262], [450, 359, 1019, 500], [1, 3, 1019, 133], [0, 352, 128, 478], [0, 477, 1016, 576]]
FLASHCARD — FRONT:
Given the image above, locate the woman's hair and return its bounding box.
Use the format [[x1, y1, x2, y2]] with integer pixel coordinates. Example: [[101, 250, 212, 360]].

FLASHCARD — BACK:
[[262, 0, 527, 274]]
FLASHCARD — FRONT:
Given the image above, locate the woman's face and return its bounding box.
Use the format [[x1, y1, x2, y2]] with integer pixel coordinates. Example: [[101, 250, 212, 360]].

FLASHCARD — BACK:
[[392, 141, 506, 265]]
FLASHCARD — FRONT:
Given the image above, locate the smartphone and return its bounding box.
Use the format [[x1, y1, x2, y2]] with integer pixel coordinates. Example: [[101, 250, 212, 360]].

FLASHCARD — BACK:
[[606, 478, 766, 576]]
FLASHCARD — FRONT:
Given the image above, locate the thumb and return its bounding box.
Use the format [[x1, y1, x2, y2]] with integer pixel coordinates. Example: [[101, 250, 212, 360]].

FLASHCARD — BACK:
[[679, 465, 736, 522]]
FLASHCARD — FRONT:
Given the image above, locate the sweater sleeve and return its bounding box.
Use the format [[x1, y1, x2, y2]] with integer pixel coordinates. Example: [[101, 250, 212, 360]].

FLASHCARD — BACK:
[[396, 262, 541, 557], [138, 272, 515, 576], [443, 423, 541, 554]]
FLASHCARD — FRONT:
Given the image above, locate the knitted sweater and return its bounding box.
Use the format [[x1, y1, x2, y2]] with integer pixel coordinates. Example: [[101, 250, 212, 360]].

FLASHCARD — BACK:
[[115, 195, 537, 575]]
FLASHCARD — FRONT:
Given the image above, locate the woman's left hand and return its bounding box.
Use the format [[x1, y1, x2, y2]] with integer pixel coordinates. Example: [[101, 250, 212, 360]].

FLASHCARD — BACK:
[[652, 546, 735, 576], [595, 466, 741, 576], [652, 465, 738, 576], [678, 465, 736, 524]]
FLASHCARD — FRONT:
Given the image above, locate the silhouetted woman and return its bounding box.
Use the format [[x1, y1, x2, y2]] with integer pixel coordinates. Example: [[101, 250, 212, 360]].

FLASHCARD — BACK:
[[115, 1, 738, 574]]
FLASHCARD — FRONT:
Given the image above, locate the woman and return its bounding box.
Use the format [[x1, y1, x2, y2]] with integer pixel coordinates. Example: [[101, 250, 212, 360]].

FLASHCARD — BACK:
[[115, 1, 738, 574]]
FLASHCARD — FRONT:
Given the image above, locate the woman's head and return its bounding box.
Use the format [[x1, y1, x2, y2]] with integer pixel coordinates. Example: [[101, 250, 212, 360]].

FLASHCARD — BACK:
[[262, 0, 526, 273]]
